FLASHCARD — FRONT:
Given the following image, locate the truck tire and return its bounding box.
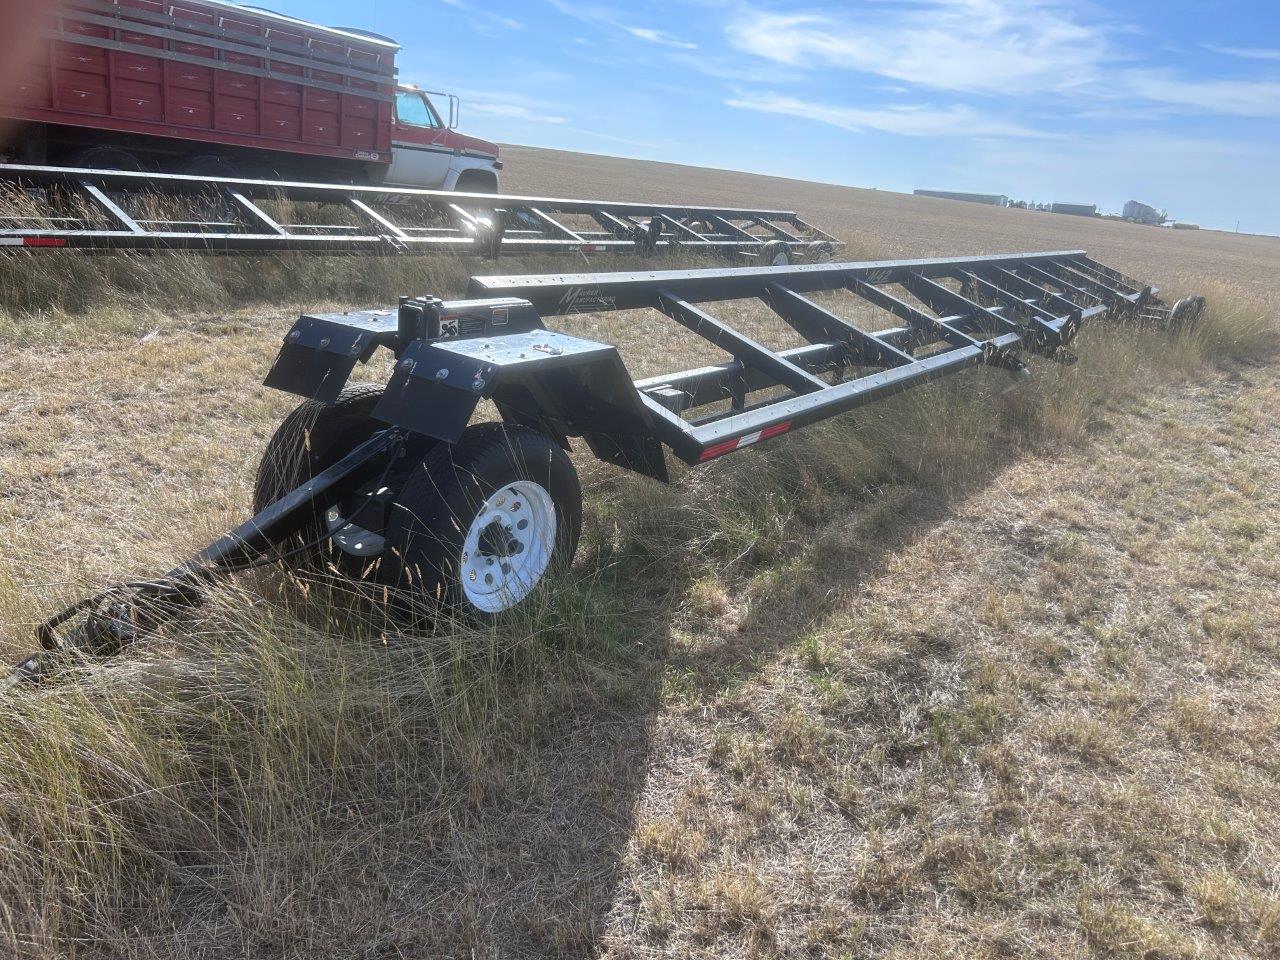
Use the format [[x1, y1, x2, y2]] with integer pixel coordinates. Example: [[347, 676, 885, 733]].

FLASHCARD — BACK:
[[253, 385, 392, 573], [66, 146, 144, 173], [378, 423, 582, 615], [59, 147, 145, 215], [454, 170, 498, 194], [178, 154, 240, 179]]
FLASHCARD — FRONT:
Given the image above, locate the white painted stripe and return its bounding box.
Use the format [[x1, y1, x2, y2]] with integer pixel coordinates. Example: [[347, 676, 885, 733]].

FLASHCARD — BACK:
[[737, 430, 764, 449], [0, 238, 23, 246]]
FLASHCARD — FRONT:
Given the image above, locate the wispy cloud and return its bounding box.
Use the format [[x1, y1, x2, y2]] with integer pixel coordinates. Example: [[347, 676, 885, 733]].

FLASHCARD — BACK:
[[725, 2, 1280, 120], [468, 102, 568, 124], [545, 0, 696, 50], [437, 0, 524, 32], [726, 92, 1046, 139], [1120, 71, 1280, 117], [726, 1, 1106, 96], [1203, 43, 1280, 62], [623, 26, 696, 49]]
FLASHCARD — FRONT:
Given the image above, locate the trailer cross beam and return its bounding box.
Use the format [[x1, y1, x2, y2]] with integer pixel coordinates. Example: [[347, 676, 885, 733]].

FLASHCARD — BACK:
[[0, 163, 839, 262]]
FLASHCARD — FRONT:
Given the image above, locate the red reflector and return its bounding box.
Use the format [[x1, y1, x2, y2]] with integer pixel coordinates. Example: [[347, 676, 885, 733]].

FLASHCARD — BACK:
[[579, 243, 600, 254], [24, 237, 68, 247], [698, 438, 740, 462], [697, 420, 794, 462], [759, 421, 793, 441]]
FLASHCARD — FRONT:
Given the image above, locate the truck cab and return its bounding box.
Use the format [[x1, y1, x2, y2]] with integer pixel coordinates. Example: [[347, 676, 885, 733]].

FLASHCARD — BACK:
[[383, 85, 501, 193]]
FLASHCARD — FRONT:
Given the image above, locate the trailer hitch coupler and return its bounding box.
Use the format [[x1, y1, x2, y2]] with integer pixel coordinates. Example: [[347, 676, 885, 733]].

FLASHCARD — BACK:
[[397, 296, 443, 349]]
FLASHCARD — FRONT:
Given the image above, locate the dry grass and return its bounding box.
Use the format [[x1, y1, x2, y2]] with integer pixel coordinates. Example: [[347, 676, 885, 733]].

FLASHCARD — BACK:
[[0, 147, 1278, 958]]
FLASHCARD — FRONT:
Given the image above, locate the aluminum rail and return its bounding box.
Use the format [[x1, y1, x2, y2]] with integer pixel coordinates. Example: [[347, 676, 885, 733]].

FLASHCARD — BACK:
[[0, 164, 839, 260]]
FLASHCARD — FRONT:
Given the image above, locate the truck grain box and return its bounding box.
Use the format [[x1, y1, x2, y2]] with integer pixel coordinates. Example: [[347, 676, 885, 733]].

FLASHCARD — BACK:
[[0, 0, 501, 191]]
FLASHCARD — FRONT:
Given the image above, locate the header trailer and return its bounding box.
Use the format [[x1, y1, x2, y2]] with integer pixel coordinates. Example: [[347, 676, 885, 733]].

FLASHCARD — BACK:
[[6, 248, 1203, 689], [0, 163, 839, 261]]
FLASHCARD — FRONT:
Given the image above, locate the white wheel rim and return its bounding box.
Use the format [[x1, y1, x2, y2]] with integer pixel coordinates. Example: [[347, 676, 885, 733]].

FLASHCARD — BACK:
[[459, 480, 557, 612], [771, 250, 790, 266]]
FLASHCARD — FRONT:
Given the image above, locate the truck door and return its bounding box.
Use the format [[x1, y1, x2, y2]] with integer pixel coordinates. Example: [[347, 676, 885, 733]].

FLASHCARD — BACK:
[[385, 89, 453, 188]]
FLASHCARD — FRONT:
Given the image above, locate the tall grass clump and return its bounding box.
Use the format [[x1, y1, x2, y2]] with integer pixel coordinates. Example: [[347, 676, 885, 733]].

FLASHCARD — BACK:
[[0, 568, 654, 956], [1187, 280, 1280, 364], [574, 287, 1277, 624]]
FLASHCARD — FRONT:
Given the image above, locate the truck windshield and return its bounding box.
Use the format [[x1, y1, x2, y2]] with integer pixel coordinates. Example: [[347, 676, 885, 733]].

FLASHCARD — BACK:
[[396, 91, 440, 128]]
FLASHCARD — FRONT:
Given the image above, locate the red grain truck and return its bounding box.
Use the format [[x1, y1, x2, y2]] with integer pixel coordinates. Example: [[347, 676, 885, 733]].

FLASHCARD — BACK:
[[0, 0, 503, 191]]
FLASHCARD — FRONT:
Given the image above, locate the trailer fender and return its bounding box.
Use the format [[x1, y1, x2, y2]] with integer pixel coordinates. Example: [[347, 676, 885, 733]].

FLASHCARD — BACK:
[[263, 298, 543, 404], [373, 330, 669, 482], [264, 310, 401, 404]]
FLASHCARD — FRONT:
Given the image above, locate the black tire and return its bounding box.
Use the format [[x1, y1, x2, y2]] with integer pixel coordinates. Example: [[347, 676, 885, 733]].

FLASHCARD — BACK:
[[177, 154, 240, 179], [65, 146, 144, 172], [454, 171, 498, 194], [379, 423, 582, 615], [58, 147, 145, 217], [761, 240, 791, 267], [253, 385, 389, 572]]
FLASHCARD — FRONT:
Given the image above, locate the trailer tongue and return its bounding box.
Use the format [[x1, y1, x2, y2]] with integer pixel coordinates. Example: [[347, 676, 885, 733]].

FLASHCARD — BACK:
[[5, 250, 1204, 690]]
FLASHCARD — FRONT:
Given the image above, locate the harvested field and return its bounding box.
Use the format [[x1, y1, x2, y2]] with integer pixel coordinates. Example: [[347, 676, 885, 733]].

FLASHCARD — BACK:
[[503, 145, 1280, 300], [0, 146, 1277, 959]]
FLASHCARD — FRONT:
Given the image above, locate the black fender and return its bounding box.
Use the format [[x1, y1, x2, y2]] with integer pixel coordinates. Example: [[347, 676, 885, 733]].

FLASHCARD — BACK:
[[263, 298, 546, 404], [372, 330, 669, 482]]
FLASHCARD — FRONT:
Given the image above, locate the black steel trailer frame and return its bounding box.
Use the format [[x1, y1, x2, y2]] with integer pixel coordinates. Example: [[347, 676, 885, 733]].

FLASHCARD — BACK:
[[5, 248, 1203, 688], [0, 163, 838, 261]]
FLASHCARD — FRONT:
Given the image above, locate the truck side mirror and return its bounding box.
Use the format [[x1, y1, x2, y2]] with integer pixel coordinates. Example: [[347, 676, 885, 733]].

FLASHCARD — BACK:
[[448, 94, 460, 130]]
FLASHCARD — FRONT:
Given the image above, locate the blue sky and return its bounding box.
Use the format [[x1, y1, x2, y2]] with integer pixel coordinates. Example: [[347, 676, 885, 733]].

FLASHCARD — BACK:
[[264, 0, 1280, 234]]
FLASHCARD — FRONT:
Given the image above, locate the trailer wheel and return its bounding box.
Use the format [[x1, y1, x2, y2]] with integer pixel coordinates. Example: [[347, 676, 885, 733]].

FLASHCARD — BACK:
[[762, 240, 791, 266], [254, 385, 392, 571], [379, 424, 582, 615]]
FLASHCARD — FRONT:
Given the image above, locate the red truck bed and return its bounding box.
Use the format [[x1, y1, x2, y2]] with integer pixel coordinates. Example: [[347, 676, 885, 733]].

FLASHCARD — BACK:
[[3, 0, 398, 165]]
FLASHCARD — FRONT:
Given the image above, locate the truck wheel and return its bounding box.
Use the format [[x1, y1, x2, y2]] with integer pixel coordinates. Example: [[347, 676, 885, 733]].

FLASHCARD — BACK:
[[178, 155, 240, 179], [66, 146, 143, 173], [253, 385, 394, 573], [379, 424, 582, 615], [454, 171, 498, 194], [60, 147, 144, 214]]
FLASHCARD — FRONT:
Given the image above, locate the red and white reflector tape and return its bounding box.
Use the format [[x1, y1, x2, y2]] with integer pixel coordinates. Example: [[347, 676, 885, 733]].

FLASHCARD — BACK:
[[697, 421, 793, 462], [0, 237, 69, 247]]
